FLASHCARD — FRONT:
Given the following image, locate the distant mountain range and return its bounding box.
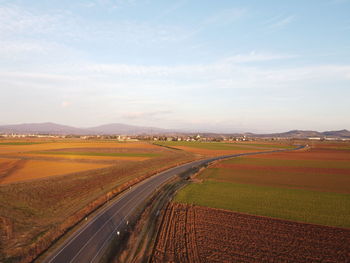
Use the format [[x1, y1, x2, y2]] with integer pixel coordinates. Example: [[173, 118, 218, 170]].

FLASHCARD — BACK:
[[87, 123, 168, 135], [0, 122, 169, 136], [0, 122, 349, 138], [251, 129, 350, 139], [0, 123, 88, 135]]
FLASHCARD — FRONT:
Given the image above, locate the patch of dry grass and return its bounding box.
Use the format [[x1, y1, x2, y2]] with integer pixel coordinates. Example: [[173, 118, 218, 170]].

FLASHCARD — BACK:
[[0, 159, 112, 184]]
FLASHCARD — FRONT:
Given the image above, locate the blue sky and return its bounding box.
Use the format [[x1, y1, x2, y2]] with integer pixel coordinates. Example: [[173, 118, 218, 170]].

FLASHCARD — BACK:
[[0, 0, 349, 132]]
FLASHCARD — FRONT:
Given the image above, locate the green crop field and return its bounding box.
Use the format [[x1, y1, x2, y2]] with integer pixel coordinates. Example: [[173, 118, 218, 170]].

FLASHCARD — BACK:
[[231, 143, 296, 149], [175, 145, 350, 228], [0, 142, 47, 145], [32, 151, 160, 158], [175, 180, 350, 228]]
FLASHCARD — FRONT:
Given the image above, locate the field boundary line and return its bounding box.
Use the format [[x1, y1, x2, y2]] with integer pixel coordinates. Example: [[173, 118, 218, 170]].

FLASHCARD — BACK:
[[46, 144, 306, 263]]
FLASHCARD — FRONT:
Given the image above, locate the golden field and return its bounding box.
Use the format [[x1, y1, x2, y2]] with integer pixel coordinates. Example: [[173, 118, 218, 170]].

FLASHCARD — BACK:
[[0, 140, 162, 185], [0, 139, 196, 262], [0, 159, 111, 184]]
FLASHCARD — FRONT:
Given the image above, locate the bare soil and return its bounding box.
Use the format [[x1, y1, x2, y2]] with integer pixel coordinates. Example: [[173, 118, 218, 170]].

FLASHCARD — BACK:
[[0, 159, 111, 184], [247, 148, 350, 161], [174, 146, 257, 156], [47, 147, 162, 153], [214, 163, 350, 175], [151, 203, 350, 263]]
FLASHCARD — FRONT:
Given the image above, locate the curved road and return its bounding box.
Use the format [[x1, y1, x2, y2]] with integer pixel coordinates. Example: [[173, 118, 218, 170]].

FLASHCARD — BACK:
[[43, 145, 304, 263]]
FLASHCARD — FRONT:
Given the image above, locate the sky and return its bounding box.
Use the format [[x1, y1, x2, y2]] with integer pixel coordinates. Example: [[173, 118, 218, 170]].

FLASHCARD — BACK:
[[0, 0, 349, 133]]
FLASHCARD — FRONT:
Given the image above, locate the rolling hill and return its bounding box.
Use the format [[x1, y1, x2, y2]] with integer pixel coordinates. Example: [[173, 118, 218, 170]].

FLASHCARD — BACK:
[[0, 122, 349, 138]]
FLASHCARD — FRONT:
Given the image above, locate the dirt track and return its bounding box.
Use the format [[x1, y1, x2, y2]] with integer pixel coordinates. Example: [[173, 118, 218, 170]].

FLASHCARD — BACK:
[[151, 203, 350, 263]]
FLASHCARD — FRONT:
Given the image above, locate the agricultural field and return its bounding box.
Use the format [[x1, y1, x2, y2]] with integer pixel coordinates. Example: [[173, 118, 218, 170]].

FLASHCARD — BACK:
[[175, 142, 350, 227], [154, 140, 295, 156], [152, 142, 350, 262], [0, 159, 111, 184], [152, 203, 350, 263], [0, 138, 196, 262]]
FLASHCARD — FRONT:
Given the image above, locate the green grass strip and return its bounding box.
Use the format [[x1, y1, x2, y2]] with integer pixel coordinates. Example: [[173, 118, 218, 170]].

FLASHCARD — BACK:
[[175, 180, 350, 228], [232, 143, 296, 149], [0, 142, 47, 145]]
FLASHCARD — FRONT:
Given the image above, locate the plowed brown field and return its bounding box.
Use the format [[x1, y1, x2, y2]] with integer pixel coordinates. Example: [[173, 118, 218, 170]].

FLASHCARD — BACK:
[[247, 148, 350, 161], [215, 163, 350, 175], [152, 203, 350, 263], [0, 158, 22, 180]]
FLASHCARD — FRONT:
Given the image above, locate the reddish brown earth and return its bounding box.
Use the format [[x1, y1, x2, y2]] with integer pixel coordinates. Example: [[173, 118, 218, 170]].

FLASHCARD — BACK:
[[173, 146, 257, 157], [214, 163, 350, 175], [248, 148, 350, 161], [151, 203, 350, 263]]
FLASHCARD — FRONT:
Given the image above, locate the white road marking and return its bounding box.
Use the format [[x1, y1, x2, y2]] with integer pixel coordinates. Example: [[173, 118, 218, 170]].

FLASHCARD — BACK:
[[69, 182, 156, 263], [47, 171, 165, 263]]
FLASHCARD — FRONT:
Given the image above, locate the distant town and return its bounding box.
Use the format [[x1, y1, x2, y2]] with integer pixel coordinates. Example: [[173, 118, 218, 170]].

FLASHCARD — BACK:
[[0, 122, 349, 142], [1, 132, 349, 142]]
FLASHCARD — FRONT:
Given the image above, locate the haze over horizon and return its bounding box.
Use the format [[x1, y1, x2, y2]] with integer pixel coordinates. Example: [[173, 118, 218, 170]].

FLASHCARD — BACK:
[[1, 121, 350, 135], [1, 0, 349, 133]]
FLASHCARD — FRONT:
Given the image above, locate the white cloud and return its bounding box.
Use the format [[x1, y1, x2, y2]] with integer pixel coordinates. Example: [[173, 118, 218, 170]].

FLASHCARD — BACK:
[[224, 51, 297, 63], [0, 5, 65, 36], [121, 110, 172, 120], [0, 40, 62, 58], [267, 15, 295, 29], [79, 57, 350, 90], [82, 63, 215, 77], [179, 7, 246, 40], [150, 0, 187, 22], [0, 71, 82, 82], [2, 59, 349, 107], [204, 8, 246, 26], [1, 57, 349, 130], [0, 3, 348, 131], [0, 2, 188, 58], [101, 21, 186, 44]]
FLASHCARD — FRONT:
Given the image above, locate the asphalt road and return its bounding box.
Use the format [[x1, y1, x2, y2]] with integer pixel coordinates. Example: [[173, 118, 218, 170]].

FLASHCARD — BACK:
[[42, 145, 304, 263]]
